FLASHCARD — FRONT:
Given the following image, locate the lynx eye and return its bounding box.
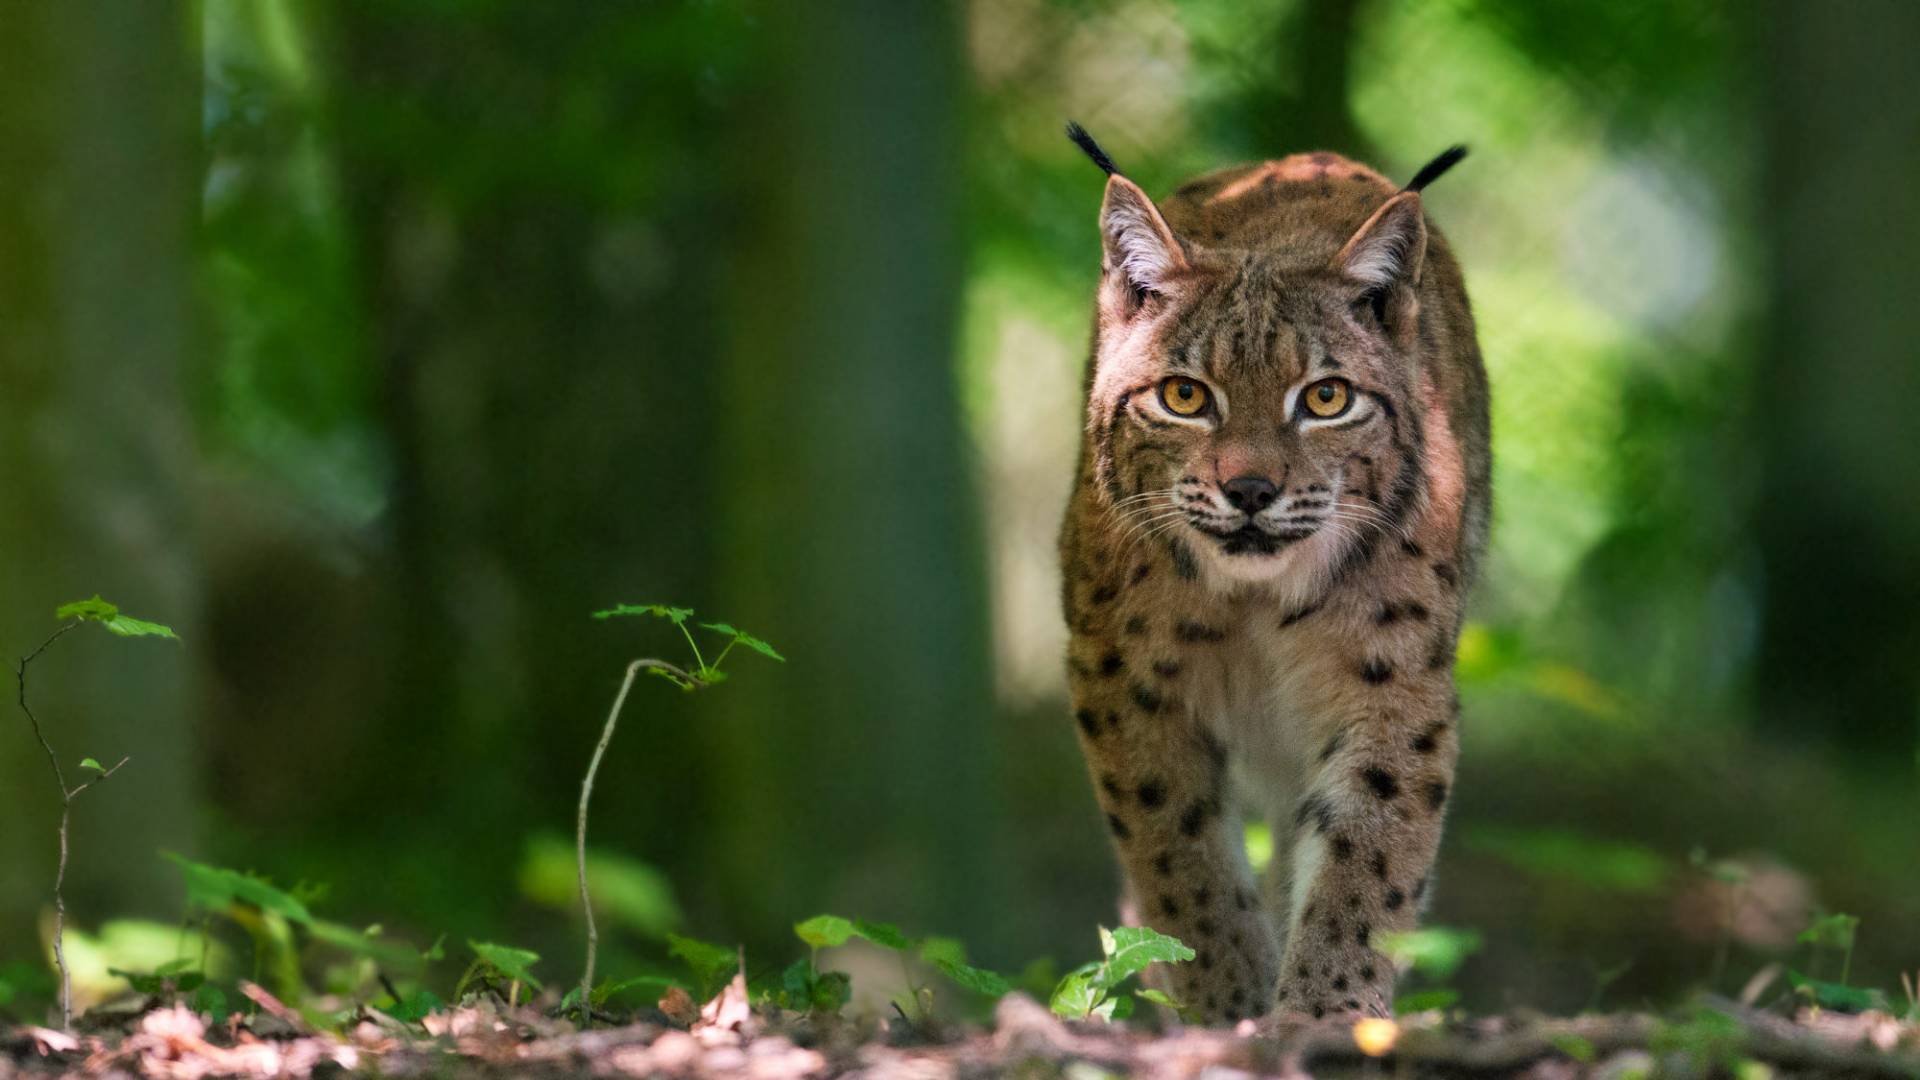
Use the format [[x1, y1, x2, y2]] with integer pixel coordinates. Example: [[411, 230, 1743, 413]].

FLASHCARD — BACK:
[[1159, 377, 1212, 417], [1301, 378, 1352, 419]]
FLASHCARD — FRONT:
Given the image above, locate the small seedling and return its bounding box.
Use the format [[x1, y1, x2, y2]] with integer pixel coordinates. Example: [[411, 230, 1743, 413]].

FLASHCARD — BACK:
[[15, 596, 177, 1029], [574, 604, 783, 1023], [1048, 925, 1195, 1022]]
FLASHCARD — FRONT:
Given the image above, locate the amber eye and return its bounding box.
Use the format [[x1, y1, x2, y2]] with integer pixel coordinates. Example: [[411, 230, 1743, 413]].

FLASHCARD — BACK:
[[1300, 378, 1352, 419], [1159, 377, 1212, 417]]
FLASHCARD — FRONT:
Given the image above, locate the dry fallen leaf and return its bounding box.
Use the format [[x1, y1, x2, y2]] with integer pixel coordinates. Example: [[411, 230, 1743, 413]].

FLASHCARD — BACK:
[[658, 986, 700, 1028], [693, 971, 754, 1045]]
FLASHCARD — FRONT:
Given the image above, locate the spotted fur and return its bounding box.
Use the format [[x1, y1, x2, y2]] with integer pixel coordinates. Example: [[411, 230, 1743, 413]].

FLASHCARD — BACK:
[[1058, 130, 1489, 1024]]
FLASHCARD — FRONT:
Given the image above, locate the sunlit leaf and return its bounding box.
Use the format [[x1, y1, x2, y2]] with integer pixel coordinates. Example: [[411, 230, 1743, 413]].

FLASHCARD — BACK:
[[468, 941, 542, 990], [793, 914, 908, 952], [1048, 967, 1102, 1019], [79, 757, 105, 773], [1098, 925, 1193, 988], [794, 914, 856, 950], [593, 603, 693, 626], [101, 614, 179, 640], [56, 596, 119, 621]]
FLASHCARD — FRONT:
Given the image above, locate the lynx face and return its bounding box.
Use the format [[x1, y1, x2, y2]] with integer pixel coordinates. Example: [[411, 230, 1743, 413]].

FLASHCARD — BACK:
[[1087, 175, 1433, 594]]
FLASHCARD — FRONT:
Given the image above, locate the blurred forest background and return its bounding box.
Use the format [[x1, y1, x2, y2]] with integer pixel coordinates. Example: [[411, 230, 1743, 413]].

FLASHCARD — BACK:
[[3, 0, 1917, 1018]]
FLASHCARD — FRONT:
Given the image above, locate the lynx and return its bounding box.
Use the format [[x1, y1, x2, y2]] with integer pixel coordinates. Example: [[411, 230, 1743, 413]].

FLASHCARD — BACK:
[[1057, 123, 1490, 1023]]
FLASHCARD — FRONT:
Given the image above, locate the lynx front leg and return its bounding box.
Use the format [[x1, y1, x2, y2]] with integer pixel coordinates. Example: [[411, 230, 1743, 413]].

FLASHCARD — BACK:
[[1275, 681, 1459, 1019], [1069, 658, 1278, 1024]]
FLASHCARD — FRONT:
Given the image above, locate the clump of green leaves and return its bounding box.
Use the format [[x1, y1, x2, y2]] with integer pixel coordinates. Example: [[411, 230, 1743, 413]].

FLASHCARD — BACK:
[[1787, 912, 1889, 1013], [791, 914, 1010, 1023], [15, 596, 179, 1030], [1049, 925, 1195, 1022], [1375, 926, 1483, 1014], [163, 852, 424, 1020], [591, 604, 783, 688], [458, 942, 542, 1005], [573, 604, 782, 1024]]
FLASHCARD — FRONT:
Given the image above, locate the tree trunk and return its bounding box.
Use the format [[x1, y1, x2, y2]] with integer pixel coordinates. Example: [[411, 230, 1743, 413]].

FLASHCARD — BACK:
[[0, 3, 202, 946], [705, 0, 1009, 946], [1751, 0, 1920, 769]]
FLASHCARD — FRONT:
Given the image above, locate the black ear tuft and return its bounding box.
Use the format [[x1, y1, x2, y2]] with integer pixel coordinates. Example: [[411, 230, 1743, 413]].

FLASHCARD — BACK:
[[1404, 145, 1468, 193], [1066, 120, 1121, 177]]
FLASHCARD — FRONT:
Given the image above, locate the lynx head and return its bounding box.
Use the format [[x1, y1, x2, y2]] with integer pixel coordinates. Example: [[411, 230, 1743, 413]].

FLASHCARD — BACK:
[[1072, 125, 1463, 594]]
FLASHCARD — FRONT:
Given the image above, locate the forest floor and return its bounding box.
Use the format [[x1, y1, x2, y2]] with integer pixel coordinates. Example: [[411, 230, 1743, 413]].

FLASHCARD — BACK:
[[5, 984, 1919, 1080]]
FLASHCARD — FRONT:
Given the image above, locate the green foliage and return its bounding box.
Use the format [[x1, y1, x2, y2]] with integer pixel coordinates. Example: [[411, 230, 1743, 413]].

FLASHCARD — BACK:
[[519, 834, 681, 938], [167, 853, 314, 925], [467, 941, 542, 990], [790, 915, 1011, 1009], [55, 595, 179, 641], [385, 989, 445, 1024], [1375, 926, 1483, 982], [109, 958, 205, 997], [594, 604, 693, 626], [78, 757, 105, 773], [1462, 827, 1669, 895], [593, 603, 782, 686], [1785, 969, 1889, 1014], [1393, 988, 1461, 1013], [1048, 925, 1195, 1022], [1651, 1007, 1748, 1075], [666, 934, 737, 1000]]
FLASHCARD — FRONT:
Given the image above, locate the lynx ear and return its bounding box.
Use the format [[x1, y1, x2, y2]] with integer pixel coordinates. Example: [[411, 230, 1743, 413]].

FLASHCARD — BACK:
[[1099, 174, 1187, 315], [1335, 190, 1427, 289]]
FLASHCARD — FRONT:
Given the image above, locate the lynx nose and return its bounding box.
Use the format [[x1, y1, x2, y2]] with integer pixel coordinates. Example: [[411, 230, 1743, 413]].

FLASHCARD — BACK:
[[1222, 475, 1278, 514]]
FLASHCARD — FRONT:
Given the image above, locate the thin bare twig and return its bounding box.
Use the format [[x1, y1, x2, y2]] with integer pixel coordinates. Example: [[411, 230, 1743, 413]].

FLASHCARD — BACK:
[[576, 658, 700, 1024]]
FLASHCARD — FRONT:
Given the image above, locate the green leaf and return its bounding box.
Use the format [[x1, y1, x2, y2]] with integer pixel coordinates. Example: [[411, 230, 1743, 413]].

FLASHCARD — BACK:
[[1785, 969, 1886, 1013], [794, 914, 857, 950], [1394, 988, 1461, 1014], [57, 596, 119, 621], [387, 989, 444, 1024], [643, 666, 697, 690], [79, 757, 105, 773], [919, 937, 1011, 998], [101, 614, 179, 640], [1098, 926, 1194, 988], [1796, 913, 1860, 950], [1048, 967, 1103, 1020], [593, 975, 685, 1007], [698, 622, 786, 662], [518, 834, 682, 938], [593, 603, 693, 626], [1550, 1033, 1597, 1063], [792, 914, 909, 952], [1133, 987, 1198, 1022], [851, 919, 911, 951], [191, 982, 229, 1018], [1375, 927, 1483, 981], [110, 966, 204, 995], [164, 853, 314, 925], [666, 934, 736, 999], [1099, 993, 1132, 1020], [468, 941, 542, 990]]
